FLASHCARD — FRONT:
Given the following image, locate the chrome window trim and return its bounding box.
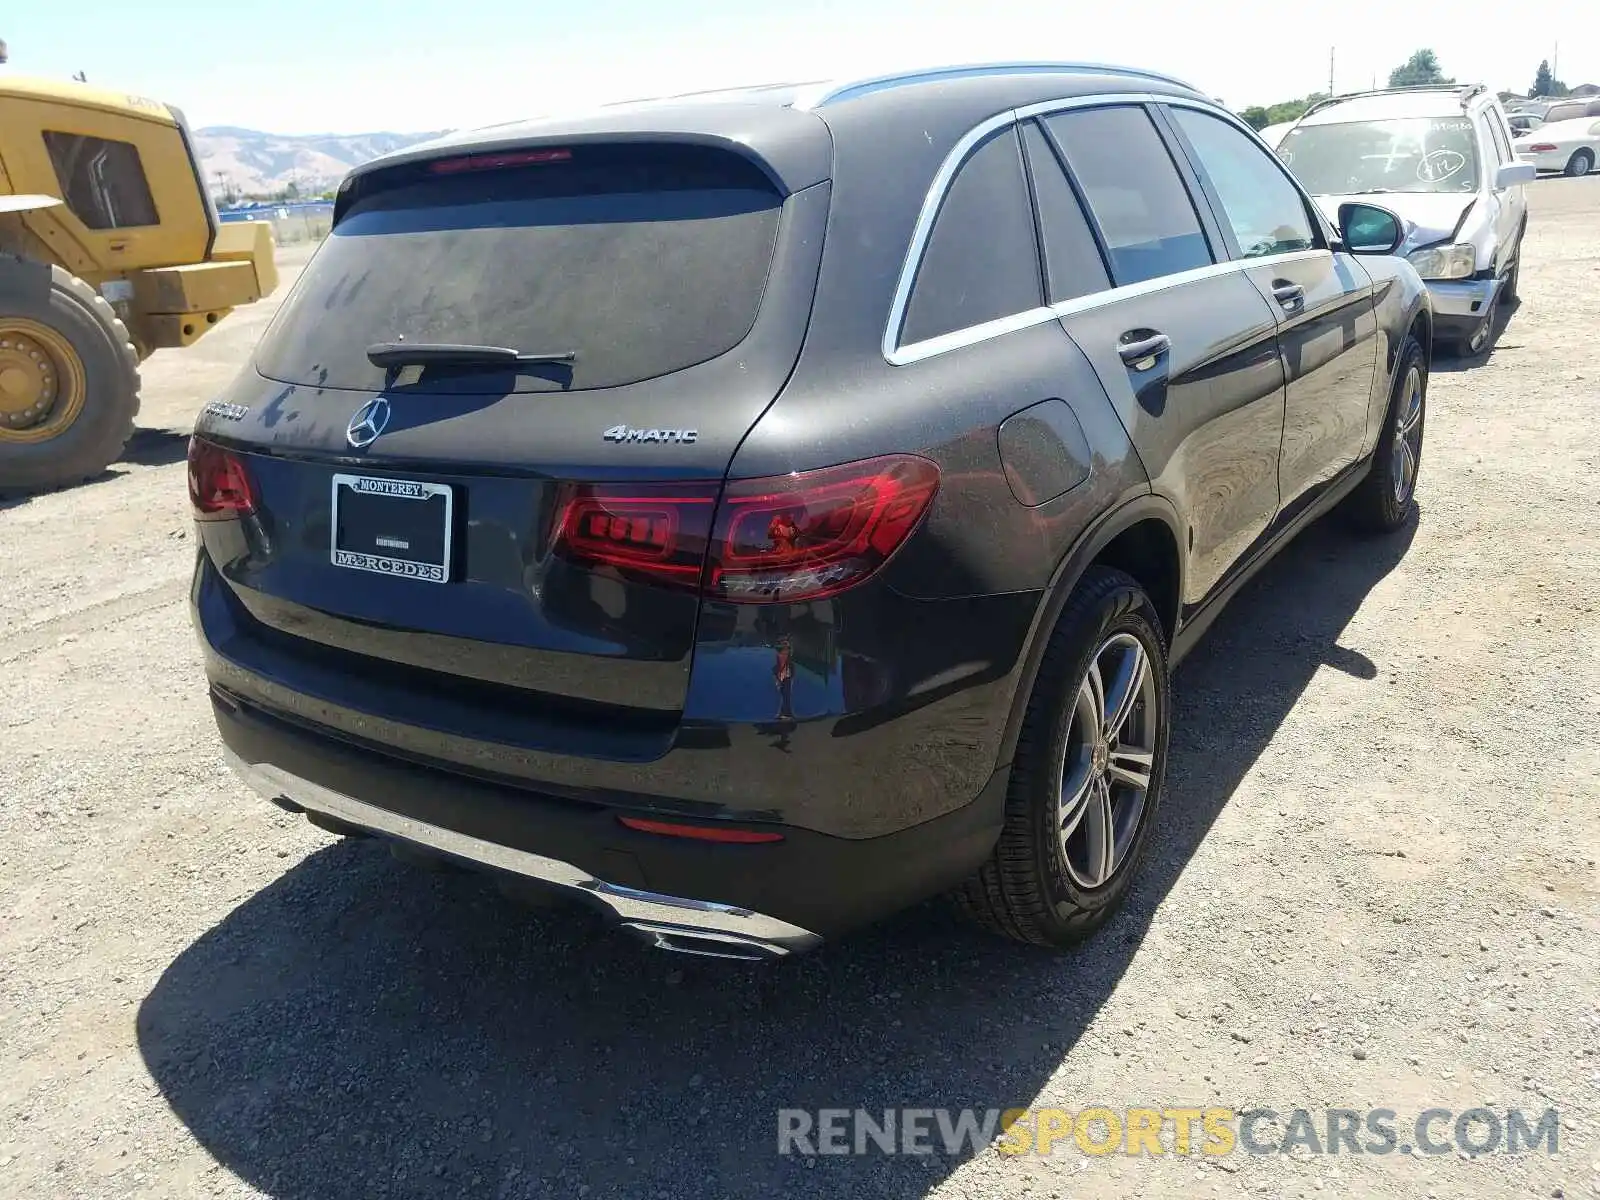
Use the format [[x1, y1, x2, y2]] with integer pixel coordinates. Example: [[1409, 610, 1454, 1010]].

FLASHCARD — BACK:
[[889, 250, 1332, 366], [889, 306, 1058, 366], [884, 92, 1340, 367], [881, 104, 1039, 364]]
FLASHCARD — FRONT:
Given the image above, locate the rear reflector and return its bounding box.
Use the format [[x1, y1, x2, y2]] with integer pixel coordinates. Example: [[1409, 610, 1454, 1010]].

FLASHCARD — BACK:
[[1526, 143, 1558, 152], [550, 454, 940, 603], [618, 816, 785, 843], [427, 148, 573, 174], [187, 437, 256, 520]]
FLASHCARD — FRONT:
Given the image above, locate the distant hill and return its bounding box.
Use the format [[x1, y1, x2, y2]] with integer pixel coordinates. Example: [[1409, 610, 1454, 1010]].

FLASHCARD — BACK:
[[194, 126, 449, 197]]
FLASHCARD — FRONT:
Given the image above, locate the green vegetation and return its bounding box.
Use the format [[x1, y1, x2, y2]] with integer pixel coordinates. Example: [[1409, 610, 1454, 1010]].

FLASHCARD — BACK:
[[1389, 48, 1453, 88], [1238, 93, 1327, 131], [1530, 60, 1569, 98], [1239, 49, 1460, 132]]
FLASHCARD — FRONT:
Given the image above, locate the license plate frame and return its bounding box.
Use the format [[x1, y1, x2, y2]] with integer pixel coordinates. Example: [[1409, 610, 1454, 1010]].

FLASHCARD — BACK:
[[329, 473, 454, 584]]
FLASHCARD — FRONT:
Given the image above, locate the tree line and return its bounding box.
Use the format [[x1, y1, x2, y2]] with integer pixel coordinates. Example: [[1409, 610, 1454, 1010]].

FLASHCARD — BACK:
[[1238, 50, 1573, 130]]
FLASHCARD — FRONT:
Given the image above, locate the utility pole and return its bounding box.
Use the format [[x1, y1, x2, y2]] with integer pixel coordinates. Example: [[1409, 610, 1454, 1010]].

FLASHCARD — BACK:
[[1329, 47, 1335, 98]]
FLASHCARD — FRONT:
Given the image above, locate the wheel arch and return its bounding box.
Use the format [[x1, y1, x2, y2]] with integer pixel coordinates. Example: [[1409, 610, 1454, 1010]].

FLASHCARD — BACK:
[[1410, 305, 1433, 372], [995, 493, 1185, 769]]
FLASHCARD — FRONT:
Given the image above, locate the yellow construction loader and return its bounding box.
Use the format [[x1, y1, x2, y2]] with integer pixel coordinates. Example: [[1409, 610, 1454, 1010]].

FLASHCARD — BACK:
[[0, 74, 278, 491]]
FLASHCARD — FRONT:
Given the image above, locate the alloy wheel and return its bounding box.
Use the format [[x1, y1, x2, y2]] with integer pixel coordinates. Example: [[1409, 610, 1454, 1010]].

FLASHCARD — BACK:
[[1058, 632, 1158, 890], [1390, 364, 1424, 505]]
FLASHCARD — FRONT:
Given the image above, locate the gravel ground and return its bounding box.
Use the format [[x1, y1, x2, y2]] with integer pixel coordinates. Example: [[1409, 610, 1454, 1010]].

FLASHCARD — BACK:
[[2, 184, 1598, 1200]]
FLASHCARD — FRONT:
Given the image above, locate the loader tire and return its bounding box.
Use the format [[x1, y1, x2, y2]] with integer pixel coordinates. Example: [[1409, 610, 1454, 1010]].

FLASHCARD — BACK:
[[0, 255, 141, 495]]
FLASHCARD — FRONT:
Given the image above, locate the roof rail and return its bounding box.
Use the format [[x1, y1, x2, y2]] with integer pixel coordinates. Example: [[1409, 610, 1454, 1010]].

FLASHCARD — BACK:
[[1300, 81, 1489, 120], [597, 80, 822, 110], [793, 61, 1201, 109]]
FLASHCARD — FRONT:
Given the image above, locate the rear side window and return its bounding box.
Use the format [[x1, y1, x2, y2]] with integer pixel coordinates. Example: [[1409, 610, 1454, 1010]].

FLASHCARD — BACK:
[[253, 146, 783, 394], [1042, 106, 1214, 286], [1169, 108, 1316, 259], [900, 126, 1043, 346], [1486, 112, 1513, 164], [42, 132, 160, 229], [1018, 121, 1111, 303]]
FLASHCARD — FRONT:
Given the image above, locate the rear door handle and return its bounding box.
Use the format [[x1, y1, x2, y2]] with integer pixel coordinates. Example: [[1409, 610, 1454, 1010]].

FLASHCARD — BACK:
[[1272, 281, 1305, 311], [1117, 331, 1171, 370]]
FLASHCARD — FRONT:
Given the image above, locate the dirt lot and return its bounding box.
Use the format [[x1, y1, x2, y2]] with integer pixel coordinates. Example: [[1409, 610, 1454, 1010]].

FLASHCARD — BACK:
[[2, 184, 1598, 1200]]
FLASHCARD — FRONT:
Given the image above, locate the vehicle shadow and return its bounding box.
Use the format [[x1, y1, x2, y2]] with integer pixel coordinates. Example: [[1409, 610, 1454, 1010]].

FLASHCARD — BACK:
[[0, 428, 190, 505], [137, 511, 1418, 1200], [120, 426, 192, 468]]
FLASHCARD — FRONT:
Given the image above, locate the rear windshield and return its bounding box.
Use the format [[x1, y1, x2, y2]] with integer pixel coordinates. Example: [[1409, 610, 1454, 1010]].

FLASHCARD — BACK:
[[253, 146, 783, 394]]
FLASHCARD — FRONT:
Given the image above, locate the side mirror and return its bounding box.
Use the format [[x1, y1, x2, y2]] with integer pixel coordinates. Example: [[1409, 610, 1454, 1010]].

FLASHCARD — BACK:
[[1336, 202, 1405, 255], [1494, 161, 1537, 188]]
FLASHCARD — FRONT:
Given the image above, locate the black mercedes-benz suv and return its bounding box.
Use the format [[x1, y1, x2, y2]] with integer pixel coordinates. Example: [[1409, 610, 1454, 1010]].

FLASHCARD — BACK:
[[188, 62, 1431, 960]]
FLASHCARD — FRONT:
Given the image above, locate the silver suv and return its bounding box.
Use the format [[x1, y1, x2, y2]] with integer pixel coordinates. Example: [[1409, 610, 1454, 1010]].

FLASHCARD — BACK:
[[1274, 84, 1534, 357]]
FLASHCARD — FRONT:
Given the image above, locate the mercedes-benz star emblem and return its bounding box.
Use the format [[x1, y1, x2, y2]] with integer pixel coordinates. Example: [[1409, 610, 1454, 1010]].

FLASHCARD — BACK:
[[346, 398, 391, 449]]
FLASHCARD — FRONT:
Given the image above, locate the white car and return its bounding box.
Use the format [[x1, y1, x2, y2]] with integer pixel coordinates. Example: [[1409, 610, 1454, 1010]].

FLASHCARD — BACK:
[[1513, 116, 1600, 177], [1274, 83, 1534, 357], [1256, 120, 1295, 148], [1537, 97, 1600, 125]]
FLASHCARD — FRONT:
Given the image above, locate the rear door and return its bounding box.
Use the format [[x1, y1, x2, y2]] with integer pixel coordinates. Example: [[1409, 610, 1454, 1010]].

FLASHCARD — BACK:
[[1037, 103, 1286, 614], [1162, 103, 1379, 517], [195, 140, 828, 718], [1483, 103, 1526, 270]]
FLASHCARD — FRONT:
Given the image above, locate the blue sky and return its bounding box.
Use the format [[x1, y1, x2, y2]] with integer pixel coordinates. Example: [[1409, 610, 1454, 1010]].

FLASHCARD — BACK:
[[7, 0, 1596, 134]]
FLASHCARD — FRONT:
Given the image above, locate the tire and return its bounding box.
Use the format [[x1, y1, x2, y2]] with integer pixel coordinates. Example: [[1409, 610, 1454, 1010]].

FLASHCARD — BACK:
[[1344, 332, 1426, 534], [1443, 310, 1493, 358], [0, 255, 140, 494], [1565, 149, 1594, 177], [1501, 249, 1521, 306], [953, 567, 1170, 948]]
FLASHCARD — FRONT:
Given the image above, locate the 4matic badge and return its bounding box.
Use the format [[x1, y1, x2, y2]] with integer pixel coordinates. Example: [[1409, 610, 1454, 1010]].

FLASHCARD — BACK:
[[201, 400, 249, 422], [602, 425, 698, 444]]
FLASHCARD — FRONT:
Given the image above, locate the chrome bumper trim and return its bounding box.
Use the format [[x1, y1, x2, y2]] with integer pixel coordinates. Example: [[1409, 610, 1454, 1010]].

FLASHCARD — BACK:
[[224, 750, 822, 960]]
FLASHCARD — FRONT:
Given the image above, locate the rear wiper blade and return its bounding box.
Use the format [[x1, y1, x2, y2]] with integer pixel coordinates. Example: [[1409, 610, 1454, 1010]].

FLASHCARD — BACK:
[[366, 342, 577, 369]]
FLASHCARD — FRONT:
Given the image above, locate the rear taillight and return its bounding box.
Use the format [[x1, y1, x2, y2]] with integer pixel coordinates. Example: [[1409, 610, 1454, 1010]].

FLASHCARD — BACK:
[[186, 438, 256, 520], [709, 455, 941, 602], [550, 454, 939, 603], [552, 483, 715, 586]]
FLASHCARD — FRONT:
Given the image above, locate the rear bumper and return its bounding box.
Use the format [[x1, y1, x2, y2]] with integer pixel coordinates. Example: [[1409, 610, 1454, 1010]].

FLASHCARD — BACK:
[[225, 747, 820, 960], [192, 545, 1033, 840], [212, 687, 1006, 954], [1516, 151, 1567, 173]]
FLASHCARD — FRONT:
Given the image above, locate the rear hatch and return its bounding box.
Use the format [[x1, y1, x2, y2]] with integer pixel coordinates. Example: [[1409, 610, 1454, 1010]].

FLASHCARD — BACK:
[[193, 130, 831, 730]]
